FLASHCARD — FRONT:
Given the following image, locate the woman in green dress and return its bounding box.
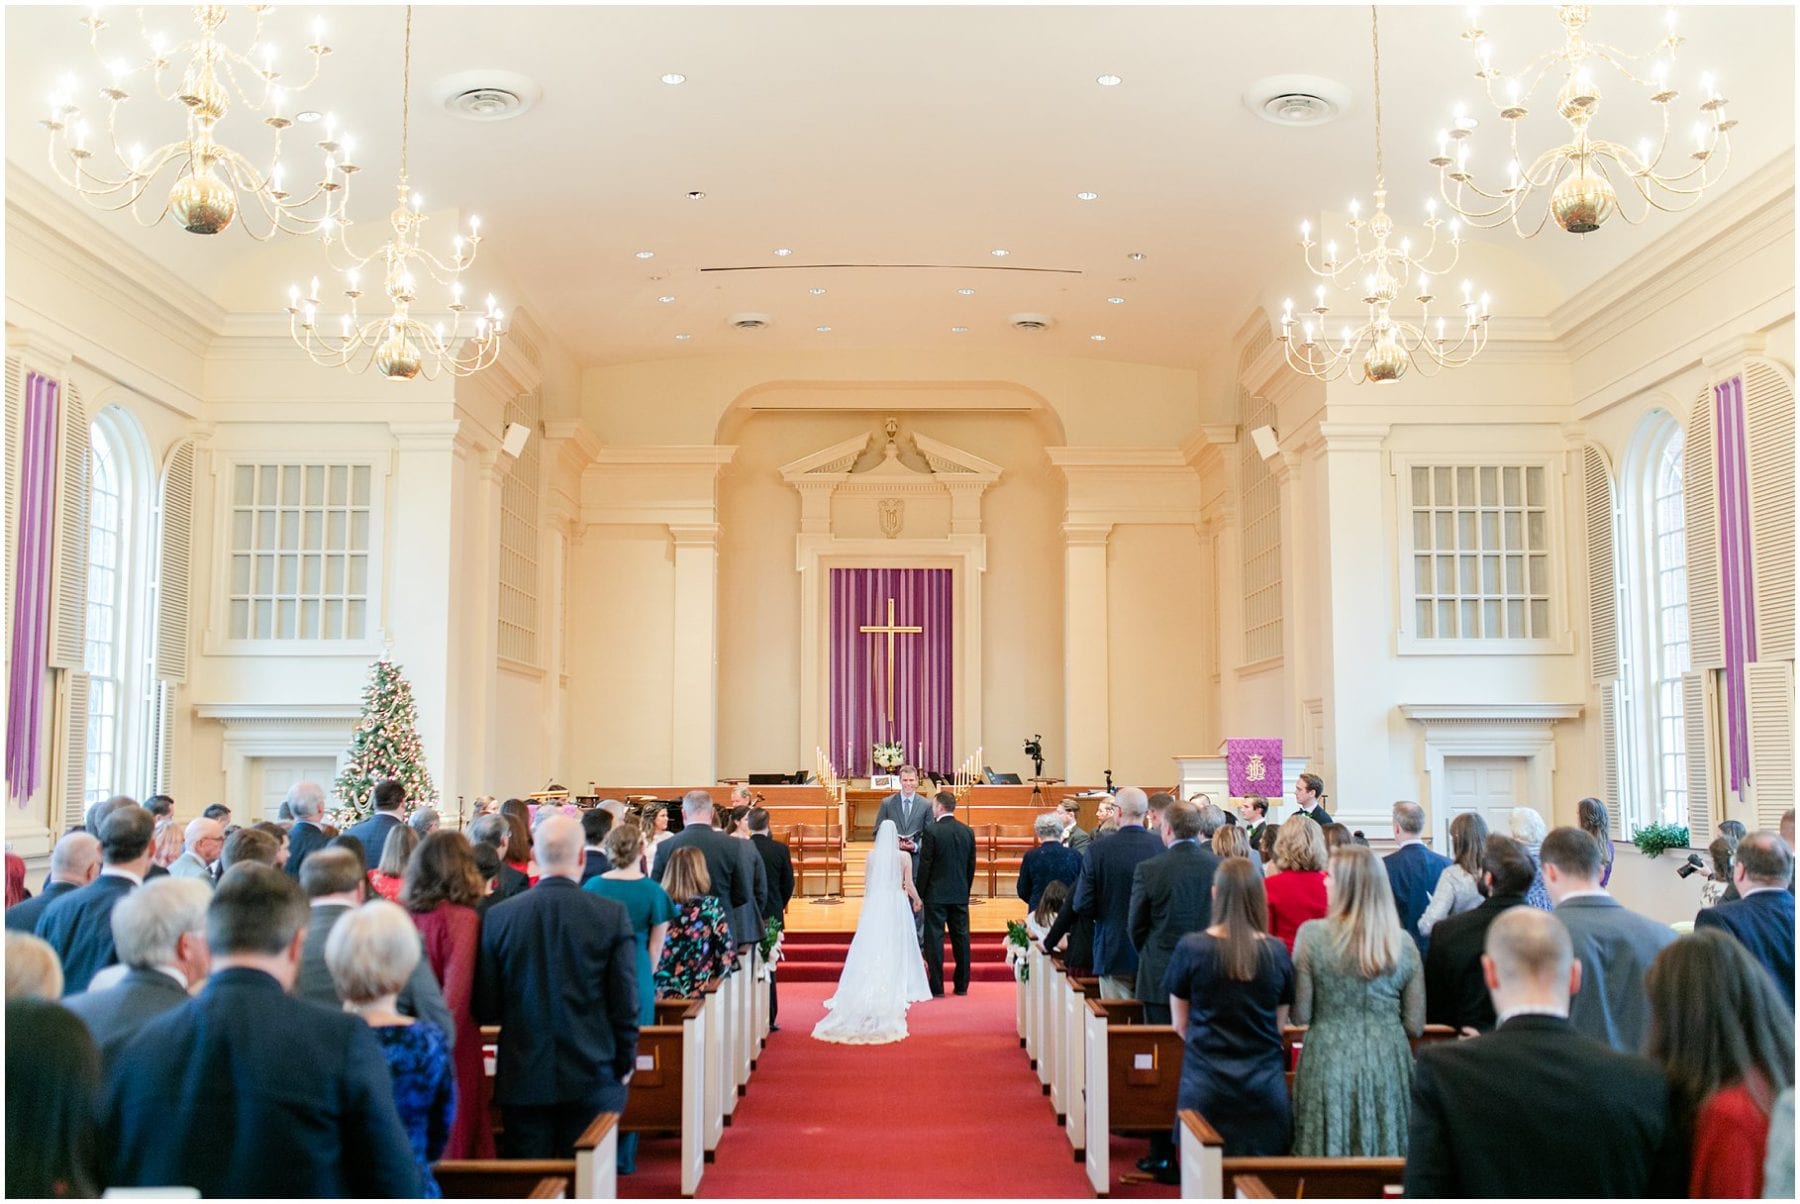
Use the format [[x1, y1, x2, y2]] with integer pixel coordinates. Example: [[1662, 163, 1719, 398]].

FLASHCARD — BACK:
[[1290, 844, 1424, 1157]]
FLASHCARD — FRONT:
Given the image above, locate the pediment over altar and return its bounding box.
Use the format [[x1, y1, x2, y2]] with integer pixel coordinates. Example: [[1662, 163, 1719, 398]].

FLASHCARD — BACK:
[[778, 420, 1002, 538]]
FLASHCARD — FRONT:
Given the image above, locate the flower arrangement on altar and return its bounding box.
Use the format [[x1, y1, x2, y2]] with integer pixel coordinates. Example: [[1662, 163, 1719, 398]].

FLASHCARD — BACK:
[[871, 740, 904, 770]]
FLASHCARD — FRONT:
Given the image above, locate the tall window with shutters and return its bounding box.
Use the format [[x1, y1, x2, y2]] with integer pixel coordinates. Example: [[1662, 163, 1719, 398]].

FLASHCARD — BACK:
[[82, 410, 152, 806], [1625, 413, 1690, 826]]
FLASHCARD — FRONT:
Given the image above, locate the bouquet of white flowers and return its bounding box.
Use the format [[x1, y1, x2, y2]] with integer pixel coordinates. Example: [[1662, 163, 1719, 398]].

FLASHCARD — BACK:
[[872, 740, 904, 770]]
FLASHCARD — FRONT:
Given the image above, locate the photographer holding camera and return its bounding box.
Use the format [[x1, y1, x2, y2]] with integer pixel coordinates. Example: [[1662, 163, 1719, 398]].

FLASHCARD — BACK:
[[1678, 820, 1748, 907]]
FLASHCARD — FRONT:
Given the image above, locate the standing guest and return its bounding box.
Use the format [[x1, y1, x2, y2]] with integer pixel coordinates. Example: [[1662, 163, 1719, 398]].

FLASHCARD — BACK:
[[1383, 802, 1451, 954], [1016, 812, 1082, 910], [1057, 797, 1092, 851], [640, 802, 672, 869], [142, 794, 175, 823], [747, 806, 796, 1029], [498, 799, 535, 881], [1645, 929, 1795, 1198], [6, 932, 64, 1000], [1212, 825, 1250, 862], [7, 831, 100, 933], [4, 851, 25, 908], [1295, 773, 1331, 826], [219, 826, 279, 872], [1264, 815, 1330, 954], [1239, 795, 1271, 849], [1423, 835, 1534, 1033], [1402, 908, 1681, 1198], [917, 792, 977, 998], [371, 824, 419, 902], [404, 831, 492, 1158], [345, 779, 408, 870], [1292, 846, 1424, 1157], [6, 997, 102, 1198], [1509, 807, 1553, 910], [1257, 821, 1279, 874], [476, 815, 639, 1159], [1321, 822, 1355, 853], [408, 807, 441, 839], [85, 794, 137, 838], [725, 804, 772, 952], [656, 847, 737, 998], [580, 808, 614, 882], [1028, 880, 1070, 950], [254, 821, 294, 869], [1576, 796, 1616, 887], [201, 803, 232, 826], [298, 848, 453, 1041], [37, 805, 156, 993], [471, 844, 504, 917], [1542, 826, 1675, 1053], [149, 819, 185, 870], [62, 878, 211, 1066], [1043, 787, 1163, 1000], [281, 782, 331, 876], [469, 814, 530, 902], [1717, 819, 1750, 903], [326, 900, 456, 1199], [103, 864, 419, 1196], [585, 822, 676, 1174], [167, 818, 225, 884], [1417, 812, 1488, 938], [1695, 831, 1796, 1007], [1164, 859, 1296, 1173], [652, 791, 750, 922]]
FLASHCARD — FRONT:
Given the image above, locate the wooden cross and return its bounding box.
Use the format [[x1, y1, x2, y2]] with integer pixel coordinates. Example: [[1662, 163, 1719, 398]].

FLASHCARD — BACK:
[[859, 596, 923, 723]]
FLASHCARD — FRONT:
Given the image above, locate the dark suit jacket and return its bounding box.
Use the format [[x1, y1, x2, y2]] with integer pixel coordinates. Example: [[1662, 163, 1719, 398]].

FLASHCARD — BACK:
[[35, 872, 138, 994], [751, 833, 795, 919], [1016, 841, 1082, 909], [650, 824, 749, 918], [727, 837, 769, 946], [285, 820, 329, 877], [916, 814, 976, 905], [495, 862, 531, 902], [1555, 893, 1676, 1052], [475, 877, 640, 1104], [1422, 893, 1526, 1032], [1045, 824, 1163, 977], [1696, 888, 1795, 1007], [295, 902, 456, 1045], [1384, 842, 1452, 953], [581, 849, 608, 883], [1245, 820, 1268, 850], [6, 879, 78, 932], [103, 967, 420, 1197], [343, 812, 402, 870], [63, 966, 192, 1067], [1305, 805, 1332, 827], [1128, 840, 1222, 1006], [1403, 1014, 1682, 1198]]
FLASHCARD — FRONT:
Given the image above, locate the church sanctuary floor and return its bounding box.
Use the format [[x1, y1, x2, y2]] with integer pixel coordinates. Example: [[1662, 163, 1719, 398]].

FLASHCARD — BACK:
[[783, 839, 1029, 933]]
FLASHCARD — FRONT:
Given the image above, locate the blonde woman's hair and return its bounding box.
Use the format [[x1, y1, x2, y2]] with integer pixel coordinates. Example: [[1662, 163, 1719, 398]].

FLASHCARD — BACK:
[[324, 899, 422, 1004], [1324, 845, 1406, 979], [5, 932, 63, 1000], [1273, 813, 1327, 872], [1211, 825, 1250, 861], [662, 845, 712, 905]]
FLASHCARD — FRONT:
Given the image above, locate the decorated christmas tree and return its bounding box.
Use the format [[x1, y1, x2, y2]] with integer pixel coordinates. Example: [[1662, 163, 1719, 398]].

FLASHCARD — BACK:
[[333, 655, 437, 822]]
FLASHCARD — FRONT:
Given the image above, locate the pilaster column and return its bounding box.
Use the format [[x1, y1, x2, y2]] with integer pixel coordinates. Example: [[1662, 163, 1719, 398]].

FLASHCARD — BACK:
[[1063, 523, 1113, 783], [1317, 422, 1391, 823], [387, 421, 462, 806], [670, 524, 722, 783]]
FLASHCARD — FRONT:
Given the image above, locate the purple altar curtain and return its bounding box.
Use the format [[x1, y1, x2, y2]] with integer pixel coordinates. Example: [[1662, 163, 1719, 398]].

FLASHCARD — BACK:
[[7, 373, 60, 805], [829, 568, 953, 778], [1715, 375, 1757, 795]]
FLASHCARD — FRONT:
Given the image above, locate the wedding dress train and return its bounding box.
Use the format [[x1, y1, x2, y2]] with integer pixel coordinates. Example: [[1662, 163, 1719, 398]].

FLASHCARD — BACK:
[[811, 820, 933, 1045]]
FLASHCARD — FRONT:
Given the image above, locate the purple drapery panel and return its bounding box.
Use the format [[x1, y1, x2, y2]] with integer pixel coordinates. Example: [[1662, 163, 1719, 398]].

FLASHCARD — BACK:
[[829, 568, 953, 778], [1715, 375, 1757, 795], [7, 373, 60, 805]]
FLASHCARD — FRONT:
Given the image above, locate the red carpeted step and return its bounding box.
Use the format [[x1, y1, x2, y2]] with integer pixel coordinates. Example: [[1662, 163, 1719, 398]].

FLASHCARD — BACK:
[[775, 929, 1017, 982]]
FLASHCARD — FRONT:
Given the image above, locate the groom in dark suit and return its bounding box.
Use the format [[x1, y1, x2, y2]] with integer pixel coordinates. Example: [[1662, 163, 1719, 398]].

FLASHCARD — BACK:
[[916, 791, 976, 997]]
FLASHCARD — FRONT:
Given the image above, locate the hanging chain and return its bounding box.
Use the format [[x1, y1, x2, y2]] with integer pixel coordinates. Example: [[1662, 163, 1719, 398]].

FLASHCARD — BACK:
[[1370, 4, 1384, 186], [400, 5, 413, 178]]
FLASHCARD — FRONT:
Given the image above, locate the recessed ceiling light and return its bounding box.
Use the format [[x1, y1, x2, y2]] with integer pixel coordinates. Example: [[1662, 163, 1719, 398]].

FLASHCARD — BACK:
[[774, 248, 793, 257], [990, 248, 1010, 257], [1077, 191, 1099, 201], [809, 287, 826, 296], [957, 287, 976, 296], [658, 295, 676, 304], [674, 333, 692, 340], [1097, 74, 1123, 87], [661, 73, 686, 85], [635, 250, 655, 259], [1090, 334, 1108, 342], [296, 109, 323, 123], [815, 325, 832, 333], [951, 326, 969, 333], [1126, 251, 1146, 262], [685, 190, 706, 200], [1106, 296, 1125, 304]]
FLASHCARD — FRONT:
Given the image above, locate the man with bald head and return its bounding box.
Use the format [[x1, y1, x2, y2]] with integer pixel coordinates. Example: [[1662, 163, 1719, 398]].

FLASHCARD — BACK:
[[1043, 786, 1164, 999], [168, 818, 226, 884], [6, 831, 101, 933], [476, 813, 639, 1157], [1402, 908, 1681, 1198]]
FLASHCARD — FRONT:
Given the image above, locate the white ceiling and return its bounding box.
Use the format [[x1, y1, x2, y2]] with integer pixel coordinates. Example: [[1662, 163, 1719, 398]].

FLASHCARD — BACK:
[[6, 4, 1794, 374]]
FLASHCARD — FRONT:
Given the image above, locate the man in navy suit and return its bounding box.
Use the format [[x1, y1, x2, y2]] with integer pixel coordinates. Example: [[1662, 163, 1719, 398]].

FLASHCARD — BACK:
[[281, 782, 331, 877], [38, 807, 156, 994], [478, 814, 640, 1157], [63, 877, 212, 1067], [579, 807, 614, 882], [7, 831, 99, 933], [1016, 812, 1082, 909], [1384, 801, 1452, 953], [1696, 831, 1795, 1007], [103, 864, 419, 1196], [343, 779, 406, 870], [1043, 787, 1164, 999], [651, 792, 749, 924]]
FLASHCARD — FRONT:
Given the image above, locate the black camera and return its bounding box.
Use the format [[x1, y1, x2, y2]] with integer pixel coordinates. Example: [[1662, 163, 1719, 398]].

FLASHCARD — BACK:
[[1676, 852, 1707, 879]]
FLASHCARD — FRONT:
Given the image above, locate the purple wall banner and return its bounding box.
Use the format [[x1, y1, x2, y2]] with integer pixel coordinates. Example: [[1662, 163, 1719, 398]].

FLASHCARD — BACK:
[[7, 373, 59, 805], [830, 568, 953, 778], [1226, 737, 1285, 797], [1715, 375, 1757, 795]]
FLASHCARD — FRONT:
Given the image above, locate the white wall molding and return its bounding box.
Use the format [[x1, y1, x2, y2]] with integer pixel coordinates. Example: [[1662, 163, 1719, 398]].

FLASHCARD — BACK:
[[195, 702, 361, 819], [1049, 447, 1204, 527], [1400, 703, 1583, 840]]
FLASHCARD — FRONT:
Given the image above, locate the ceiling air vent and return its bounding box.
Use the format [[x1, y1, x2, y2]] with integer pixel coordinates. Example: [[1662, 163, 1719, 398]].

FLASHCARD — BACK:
[[433, 70, 542, 122], [729, 313, 772, 331], [1243, 74, 1352, 127], [451, 88, 523, 120], [1009, 313, 1054, 332]]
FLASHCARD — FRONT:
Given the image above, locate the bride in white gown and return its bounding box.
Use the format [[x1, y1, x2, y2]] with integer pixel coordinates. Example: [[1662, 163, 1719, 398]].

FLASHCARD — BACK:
[[811, 819, 933, 1044]]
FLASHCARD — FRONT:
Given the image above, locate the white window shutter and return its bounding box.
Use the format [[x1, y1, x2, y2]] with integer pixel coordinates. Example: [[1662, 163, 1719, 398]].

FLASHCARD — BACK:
[[1743, 359, 1794, 662], [154, 439, 196, 682], [1683, 670, 1719, 839], [146, 680, 178, 796], [1685, 386, 1724, 670], [57, 670, 90, 830], [1583, 444, 1620, 682], [47, 382, 89, 670], [1598, 679, 1621, 815], [1746, 661, 1794, 831]]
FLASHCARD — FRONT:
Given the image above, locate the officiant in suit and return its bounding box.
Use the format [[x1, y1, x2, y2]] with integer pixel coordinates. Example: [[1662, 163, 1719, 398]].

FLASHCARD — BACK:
[[875, 765, 932, 868], [916, 791, 977, 997]]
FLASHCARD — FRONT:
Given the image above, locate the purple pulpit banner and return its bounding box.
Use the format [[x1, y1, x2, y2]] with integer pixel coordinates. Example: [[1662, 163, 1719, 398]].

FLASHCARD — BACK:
[[1226, 738, 1284, 797]]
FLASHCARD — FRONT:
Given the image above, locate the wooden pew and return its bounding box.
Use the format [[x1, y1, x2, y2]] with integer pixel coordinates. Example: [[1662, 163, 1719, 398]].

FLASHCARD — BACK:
[[1043, 953, 1068, 1114], [1084, 999, 1184, 1196], [1232, 1174, 1275, 1199], [733, 947, 755, 1096], [698, 977, 728, 1156], [1280, 1023, 1460, 1092], [1062, 972, 1102, 1160], [624, 1000, 706, 1198], [434, 1111, 619, 1199], [1177, 1111, 1407, 1199]]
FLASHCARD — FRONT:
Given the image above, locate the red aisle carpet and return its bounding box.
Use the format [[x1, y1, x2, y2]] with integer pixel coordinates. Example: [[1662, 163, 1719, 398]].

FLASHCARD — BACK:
[[621, 980, 1174, 1199]]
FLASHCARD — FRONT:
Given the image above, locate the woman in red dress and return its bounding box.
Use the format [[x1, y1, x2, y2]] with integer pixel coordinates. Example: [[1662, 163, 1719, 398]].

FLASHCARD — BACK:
[[1263, 815, 1330, 953], [403, 831, 493, 1158]]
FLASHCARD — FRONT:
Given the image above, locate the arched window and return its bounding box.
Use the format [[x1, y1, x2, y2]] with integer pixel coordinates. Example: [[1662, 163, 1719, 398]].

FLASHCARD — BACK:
[[1624, 412, 1690, 825], [83, 408, 151, 806]]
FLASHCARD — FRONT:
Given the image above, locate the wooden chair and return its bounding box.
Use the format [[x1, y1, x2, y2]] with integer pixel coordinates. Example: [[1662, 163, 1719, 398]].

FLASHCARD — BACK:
[[988, 824, 1036, 897], [790, 823, 846, 896]]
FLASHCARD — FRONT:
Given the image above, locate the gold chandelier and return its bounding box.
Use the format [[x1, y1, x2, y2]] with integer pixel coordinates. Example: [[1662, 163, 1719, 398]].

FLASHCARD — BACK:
[[41, 5, 355, 238], [1280, 6, 1492, 385], [1430, 5, 1734, 236], [287, 7, 504, 381]]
